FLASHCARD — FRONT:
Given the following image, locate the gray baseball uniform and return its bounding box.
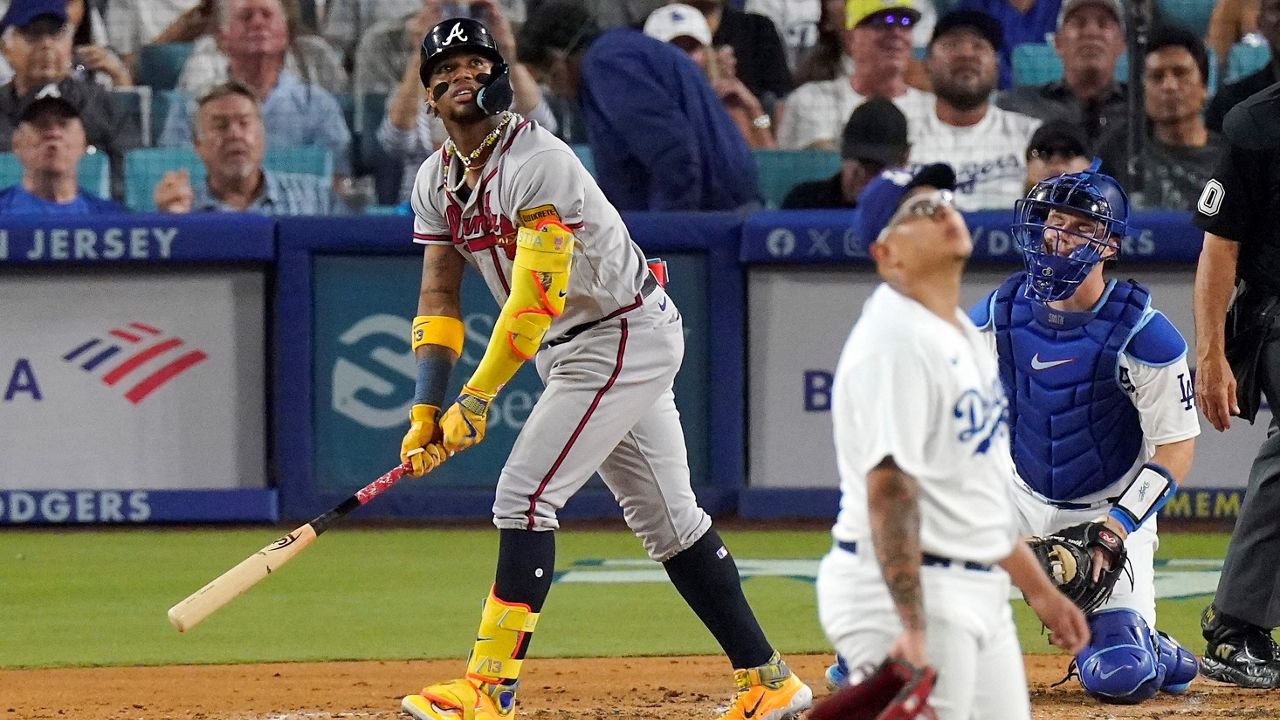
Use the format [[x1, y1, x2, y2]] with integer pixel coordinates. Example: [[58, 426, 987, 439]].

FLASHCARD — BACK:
[[409, 114, 710, 561]]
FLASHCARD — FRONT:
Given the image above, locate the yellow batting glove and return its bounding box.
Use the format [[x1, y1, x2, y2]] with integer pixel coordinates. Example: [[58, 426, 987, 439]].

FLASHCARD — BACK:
[[404, 445, 448, 476], [401, 403, 442, 477], [440, 385, 494, 454]]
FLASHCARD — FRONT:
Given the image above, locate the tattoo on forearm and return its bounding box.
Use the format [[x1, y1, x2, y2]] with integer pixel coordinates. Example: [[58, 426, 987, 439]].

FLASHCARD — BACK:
[[868, 460, 925, 632]]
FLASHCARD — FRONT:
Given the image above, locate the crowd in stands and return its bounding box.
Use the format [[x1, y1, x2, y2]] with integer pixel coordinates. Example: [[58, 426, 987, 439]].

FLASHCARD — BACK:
[[0, 0, 1270, 217]]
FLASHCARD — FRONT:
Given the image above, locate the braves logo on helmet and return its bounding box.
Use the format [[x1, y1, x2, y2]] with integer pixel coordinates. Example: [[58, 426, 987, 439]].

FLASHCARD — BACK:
[[419, 18, 512, 115]]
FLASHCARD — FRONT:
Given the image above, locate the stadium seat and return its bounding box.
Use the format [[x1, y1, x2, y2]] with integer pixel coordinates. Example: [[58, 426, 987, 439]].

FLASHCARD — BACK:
[[152, 89, 182, 147], [570, 144, 594, 176], [0, 150, 110, 198], [1156, 0, 1216, 36], [1228, 42, 1271, 82], [124, 145, 333, 211], [753, 149, 840, 209], [110, 86, 153, 148], [135, 43, 195, 92]]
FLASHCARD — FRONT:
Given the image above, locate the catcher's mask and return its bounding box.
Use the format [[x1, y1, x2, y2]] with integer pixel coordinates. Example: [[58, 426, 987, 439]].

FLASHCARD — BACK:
[[420, 18, 513, 115], [1013, 158, 1129, 303]]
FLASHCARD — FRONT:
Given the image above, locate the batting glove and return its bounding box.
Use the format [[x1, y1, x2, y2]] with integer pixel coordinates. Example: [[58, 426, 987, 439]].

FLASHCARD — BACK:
[[401, 403, 443, 477], [440, 385, 494, 454]]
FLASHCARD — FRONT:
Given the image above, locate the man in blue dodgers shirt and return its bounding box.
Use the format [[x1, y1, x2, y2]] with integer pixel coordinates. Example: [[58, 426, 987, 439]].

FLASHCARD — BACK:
[[0, 87, 125, 214], [968, 161, 1200, 704]]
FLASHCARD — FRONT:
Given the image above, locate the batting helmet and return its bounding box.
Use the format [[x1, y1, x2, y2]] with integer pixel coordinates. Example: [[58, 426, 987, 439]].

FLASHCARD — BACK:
[[1013, 158, 1130, 303], [420, 18, 512, 115]]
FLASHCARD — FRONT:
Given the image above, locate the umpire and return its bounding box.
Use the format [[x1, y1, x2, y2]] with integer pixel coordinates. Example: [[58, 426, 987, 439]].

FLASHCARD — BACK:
[[1192, 80, 1280, 689]]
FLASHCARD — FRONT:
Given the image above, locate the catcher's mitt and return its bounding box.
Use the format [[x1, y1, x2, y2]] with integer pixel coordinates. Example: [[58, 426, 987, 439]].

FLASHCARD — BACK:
[[808, 659, 937, 720], [1027, 521, 1127, 614]]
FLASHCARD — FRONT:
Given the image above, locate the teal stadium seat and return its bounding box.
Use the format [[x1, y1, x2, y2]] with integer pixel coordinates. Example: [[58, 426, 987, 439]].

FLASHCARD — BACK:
[[0, 150, 110, 197], [124, 145, 332, 211], [1011, 43, 1216, 94], [753, 149, 840, 209], [135, 43, 195, 92], [1228, 42, 1271, 82], [569, 144, 594, 176], [1156, 0, 1216, 36]]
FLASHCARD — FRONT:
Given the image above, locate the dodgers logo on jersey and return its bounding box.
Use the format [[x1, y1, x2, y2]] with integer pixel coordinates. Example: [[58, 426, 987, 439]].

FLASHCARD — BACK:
[[953, 379, 1008, 455], [1177, 372, 1194, 411]]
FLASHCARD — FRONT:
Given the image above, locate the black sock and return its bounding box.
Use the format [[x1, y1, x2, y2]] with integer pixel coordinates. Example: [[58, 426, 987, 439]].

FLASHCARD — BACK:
[[492, 528, 556, 665], [663, 527, 775, 669]]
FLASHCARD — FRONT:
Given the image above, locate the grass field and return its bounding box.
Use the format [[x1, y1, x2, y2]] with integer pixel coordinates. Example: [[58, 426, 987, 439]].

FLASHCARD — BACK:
[[0, 526, 1230, 669]]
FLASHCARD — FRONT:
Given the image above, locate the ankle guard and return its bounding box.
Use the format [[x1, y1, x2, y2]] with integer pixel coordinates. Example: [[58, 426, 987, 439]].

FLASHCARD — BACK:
[[466, 588, 540, 683], [736, 651, 791, 690]]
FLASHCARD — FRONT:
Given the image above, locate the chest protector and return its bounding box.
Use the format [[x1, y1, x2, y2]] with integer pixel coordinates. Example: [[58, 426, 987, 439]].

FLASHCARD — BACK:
[[992, 273, 1148, 500]]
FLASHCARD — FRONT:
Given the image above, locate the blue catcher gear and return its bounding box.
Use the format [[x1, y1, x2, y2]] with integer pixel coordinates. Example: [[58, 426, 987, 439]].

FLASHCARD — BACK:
[[1075, 608, 1196, 704], [1014, 159, 1130, 302]]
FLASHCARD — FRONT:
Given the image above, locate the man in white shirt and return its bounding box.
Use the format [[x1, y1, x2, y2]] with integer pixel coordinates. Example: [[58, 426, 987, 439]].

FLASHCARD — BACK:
[[817, 162, 1089, 719], [776, 0, 933, 150], [908, 9, 1040, 210]]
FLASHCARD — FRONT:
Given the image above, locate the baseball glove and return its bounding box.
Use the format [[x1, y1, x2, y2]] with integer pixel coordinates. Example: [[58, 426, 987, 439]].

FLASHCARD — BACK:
[[808, 659, 938, 720], [1027, 521, 1127, 614]]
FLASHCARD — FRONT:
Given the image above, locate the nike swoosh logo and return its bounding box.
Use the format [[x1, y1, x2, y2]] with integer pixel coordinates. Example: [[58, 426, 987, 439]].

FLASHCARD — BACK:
[[1099, 666, 1125, 679], [557, 290, 567, 298], [1030, 353, 1074, 370], [744, 694, 765, 718], [659, 298, 668, 311]]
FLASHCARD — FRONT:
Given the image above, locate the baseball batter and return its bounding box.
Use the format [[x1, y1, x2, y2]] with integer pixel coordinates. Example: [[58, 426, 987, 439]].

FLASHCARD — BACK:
[[396, 17, 811, 720], [816, 164, 1088, 720], [968, 162, 1201, 703]]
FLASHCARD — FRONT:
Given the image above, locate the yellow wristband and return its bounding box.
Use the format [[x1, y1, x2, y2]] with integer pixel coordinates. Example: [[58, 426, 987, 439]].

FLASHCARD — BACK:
[[412, 315, 464, 355]]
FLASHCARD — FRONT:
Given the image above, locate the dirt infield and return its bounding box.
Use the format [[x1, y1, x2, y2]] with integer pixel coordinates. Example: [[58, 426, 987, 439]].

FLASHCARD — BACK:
[[6, 654, 1280, 719]]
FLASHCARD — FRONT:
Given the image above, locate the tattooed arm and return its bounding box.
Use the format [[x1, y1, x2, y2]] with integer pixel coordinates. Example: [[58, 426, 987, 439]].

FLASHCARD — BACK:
[[867, 454, 928, 667]]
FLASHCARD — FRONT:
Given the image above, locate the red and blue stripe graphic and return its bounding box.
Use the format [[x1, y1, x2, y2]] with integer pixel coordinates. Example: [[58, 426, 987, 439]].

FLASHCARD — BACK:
[[63, 322, 208, 404]]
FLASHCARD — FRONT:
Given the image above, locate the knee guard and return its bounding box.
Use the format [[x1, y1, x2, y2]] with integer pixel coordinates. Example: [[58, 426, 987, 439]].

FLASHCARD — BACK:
[[1075, 608, 1164, 704], [1155, 630, 1198, 693], [465, 587, 540, 684]]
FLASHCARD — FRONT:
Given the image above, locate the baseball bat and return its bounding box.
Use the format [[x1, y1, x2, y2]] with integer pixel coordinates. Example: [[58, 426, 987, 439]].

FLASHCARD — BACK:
[[167, 459, 414, 633]]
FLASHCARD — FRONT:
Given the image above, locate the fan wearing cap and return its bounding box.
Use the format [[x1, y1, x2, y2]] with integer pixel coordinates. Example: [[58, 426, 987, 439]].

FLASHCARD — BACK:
[[952, 0, 1061, 90], [1095, 25, 1224, 210], [677, 0, 792, 116], [644, 3, 775, 149], [1023, 119, 1090, 192], [781, 96, 908, 208], [0, 0, 139, 199], [776, 0, 935, 150], [818, 160, 1089, 719], [0, 91, 125, 213], [995, 0, 1127, 145], [907, 9, 1040, 210]]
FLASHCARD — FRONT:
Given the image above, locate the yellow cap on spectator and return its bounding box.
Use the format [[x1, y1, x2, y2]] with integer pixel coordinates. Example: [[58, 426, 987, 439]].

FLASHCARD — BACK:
[[846, 0, 920, 29]]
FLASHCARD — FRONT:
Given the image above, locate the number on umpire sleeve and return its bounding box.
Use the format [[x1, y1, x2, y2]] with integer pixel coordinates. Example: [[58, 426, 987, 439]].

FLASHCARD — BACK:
[[1198, 179, 1224, 216]]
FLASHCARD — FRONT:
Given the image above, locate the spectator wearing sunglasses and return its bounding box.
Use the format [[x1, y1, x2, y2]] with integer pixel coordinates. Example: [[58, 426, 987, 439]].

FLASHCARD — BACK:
[[777, 0, 934, 150]]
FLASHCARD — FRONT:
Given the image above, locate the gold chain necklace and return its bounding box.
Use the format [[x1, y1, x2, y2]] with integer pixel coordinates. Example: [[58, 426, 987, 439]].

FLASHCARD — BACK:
[[445, 110, 514, 190]]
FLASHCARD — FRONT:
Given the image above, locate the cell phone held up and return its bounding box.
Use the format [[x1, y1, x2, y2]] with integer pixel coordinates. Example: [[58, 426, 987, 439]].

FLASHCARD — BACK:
[[440, 1, 484, 20]]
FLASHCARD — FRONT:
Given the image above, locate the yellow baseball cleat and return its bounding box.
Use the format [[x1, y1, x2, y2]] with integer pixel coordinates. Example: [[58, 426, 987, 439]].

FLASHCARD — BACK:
[[401, 678, 515, 720], [717, 654, 813, 720]]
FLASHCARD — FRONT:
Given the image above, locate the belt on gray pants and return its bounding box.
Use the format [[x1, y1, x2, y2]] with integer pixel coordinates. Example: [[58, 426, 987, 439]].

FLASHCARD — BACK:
[[836, 540, 993, 572], [544, 273, 659, 349]]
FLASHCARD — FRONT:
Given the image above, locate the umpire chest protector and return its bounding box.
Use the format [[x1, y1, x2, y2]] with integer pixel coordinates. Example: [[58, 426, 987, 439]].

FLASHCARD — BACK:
[[990, 273, 1147, 500]]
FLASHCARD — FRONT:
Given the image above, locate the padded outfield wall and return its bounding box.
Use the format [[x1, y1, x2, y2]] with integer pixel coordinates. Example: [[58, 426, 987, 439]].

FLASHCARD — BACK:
[[0, 211, 1257, 524]]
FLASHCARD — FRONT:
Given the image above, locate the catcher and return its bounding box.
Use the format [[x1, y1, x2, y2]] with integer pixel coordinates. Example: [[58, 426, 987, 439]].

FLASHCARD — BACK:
[[968, 162, 1201, 703]]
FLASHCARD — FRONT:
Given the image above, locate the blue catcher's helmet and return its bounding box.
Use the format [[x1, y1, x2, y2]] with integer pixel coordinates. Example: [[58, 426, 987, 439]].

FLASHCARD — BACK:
[[1013, 159, 1130, 302]]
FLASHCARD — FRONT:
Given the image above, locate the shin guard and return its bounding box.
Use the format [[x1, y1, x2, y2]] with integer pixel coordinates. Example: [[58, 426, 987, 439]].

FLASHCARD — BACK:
[[466, 588, 540, 685]]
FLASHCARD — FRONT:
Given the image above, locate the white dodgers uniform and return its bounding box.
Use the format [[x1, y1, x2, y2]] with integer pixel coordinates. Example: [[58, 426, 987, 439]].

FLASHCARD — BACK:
[[816, 284, 1029, 720], [409, 115, 710, 561]]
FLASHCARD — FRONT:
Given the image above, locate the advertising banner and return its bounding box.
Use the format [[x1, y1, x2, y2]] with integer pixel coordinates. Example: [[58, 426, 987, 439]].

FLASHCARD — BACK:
[[311, 253, 710, 496], [0, 269, 268, 501], [747, 265, 1268, 491]]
